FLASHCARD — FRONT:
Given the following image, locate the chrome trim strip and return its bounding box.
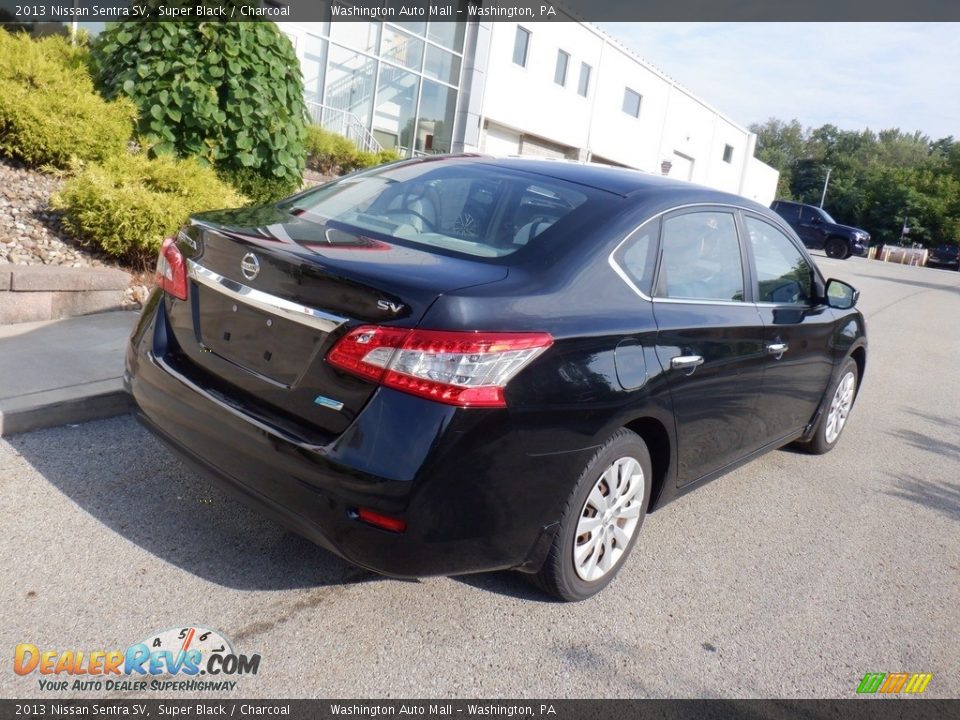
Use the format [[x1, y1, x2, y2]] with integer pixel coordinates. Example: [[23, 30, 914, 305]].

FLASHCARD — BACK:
[[187, 259, 347, 333], [651, 297, 750, 307], [149, 352, 325, 453], [608, 201, 802, 307]]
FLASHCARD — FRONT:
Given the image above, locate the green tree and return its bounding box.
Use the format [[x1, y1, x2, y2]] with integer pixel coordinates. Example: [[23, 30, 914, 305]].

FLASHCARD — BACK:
[[750, 118, 806, 199], [754, 117, 960, 247]]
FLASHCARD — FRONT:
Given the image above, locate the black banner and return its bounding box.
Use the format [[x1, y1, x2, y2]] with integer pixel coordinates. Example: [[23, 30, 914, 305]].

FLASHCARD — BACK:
[[1, 0, 959, 24], [0, 700, 957, 720]]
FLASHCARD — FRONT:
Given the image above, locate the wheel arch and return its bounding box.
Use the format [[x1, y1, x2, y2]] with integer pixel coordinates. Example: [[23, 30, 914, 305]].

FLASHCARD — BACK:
[[623, 416, 671, 512], [850, 344, 866, 390]]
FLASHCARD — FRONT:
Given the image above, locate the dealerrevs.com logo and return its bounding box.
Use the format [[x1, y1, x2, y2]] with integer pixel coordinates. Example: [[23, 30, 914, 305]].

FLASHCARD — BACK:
[[14, 626, 261, 692]]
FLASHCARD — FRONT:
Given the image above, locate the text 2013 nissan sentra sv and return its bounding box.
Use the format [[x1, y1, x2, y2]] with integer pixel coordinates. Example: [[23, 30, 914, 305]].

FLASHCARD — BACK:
[[126, 156, 866, 601]]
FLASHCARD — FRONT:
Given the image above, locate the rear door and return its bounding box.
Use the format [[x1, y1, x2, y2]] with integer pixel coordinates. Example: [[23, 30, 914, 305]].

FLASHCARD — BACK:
[[651, 208, 767, 486], [742, 212, 837, 444]]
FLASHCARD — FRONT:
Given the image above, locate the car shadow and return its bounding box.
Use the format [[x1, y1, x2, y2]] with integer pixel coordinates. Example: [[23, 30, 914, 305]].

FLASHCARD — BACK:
[[8, 414, 379, 592], [451, 570, 558, 603]]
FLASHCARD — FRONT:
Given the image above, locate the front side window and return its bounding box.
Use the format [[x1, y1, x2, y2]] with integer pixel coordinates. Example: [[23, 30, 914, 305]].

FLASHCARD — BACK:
[[657, 211, 744, 302], [623, 88, 642, 118], [555, 50, 570, 86], [513, 26, 531, 67], [286, 163, 589, 259], [745, 216, 814, 304], [799, 205, 836, 224]]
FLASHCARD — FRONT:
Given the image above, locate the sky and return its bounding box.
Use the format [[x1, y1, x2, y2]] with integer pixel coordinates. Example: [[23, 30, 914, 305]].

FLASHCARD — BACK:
[[598, 23, 959, 140]]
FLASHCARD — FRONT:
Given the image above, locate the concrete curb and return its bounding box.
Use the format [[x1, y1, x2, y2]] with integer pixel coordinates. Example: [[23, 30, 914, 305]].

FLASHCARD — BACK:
[[0, 379, 131, 436], [0, 311, 138, 437]]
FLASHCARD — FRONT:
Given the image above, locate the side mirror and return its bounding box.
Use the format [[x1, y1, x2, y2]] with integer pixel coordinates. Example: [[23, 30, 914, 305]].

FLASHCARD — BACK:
[[825, 278, 859, 309]]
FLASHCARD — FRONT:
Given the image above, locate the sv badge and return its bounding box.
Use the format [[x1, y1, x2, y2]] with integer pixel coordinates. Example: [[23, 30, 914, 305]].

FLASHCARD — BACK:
[[377, 300, 405, 314]]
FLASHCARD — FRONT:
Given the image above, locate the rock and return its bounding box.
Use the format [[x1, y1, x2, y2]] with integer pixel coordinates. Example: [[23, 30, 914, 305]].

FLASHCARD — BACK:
[[0, 158, 146, 296]]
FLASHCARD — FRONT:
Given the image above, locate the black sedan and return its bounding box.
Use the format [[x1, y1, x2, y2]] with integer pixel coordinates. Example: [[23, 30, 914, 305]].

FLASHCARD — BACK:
[[126, 156, 867, 601], [927, 244, 959, 270]]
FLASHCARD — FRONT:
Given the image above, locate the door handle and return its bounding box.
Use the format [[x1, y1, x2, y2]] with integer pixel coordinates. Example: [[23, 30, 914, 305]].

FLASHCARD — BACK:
[[670, 355, 704, 375], [766, 342, 788, 359]]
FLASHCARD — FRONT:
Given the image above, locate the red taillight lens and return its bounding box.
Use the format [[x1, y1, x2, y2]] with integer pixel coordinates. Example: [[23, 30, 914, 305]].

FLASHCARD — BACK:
[[357, 508, 407, 533], [155, 236, 187, 301], [326, 326, 553, 408]]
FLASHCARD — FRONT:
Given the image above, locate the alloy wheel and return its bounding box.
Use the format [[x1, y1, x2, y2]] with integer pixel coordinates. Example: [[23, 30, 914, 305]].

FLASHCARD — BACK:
[[573, 456, 645, 582], [824, 371, 856, 444]]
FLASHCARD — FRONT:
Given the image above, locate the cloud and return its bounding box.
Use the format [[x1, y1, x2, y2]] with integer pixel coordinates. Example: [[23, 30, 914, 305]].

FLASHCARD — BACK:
[[598, 22, 960, 139]]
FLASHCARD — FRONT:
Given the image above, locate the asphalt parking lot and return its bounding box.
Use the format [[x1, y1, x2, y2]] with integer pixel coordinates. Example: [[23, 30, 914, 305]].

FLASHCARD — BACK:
[[1, 254, 958, 699]]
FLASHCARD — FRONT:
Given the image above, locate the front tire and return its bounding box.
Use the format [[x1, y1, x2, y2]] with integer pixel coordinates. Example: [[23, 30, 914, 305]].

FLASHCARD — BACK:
[[825, 238, 850, 259], [532, 429, 652, 602], [801, 358, 859, 454]]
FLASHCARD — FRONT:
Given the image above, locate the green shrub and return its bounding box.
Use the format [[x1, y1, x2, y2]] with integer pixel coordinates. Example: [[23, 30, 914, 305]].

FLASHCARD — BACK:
[[218, 165, 300, 205], [305, 126, 401, 175], [52, 153, 245, 266], [92, 20, 306, 199], [0, 29, 136, 168]]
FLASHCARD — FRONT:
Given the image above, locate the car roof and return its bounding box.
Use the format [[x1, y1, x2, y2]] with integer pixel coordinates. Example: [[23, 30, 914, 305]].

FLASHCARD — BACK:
[[404, 154, 769, 212]]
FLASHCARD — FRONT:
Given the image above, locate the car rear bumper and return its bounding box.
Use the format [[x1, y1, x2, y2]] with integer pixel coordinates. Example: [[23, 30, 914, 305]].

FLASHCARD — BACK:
[[125, 295, 588, 578]]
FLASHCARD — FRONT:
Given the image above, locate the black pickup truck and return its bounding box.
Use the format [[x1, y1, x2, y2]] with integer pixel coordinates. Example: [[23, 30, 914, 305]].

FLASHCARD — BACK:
[[770, 200, 870, 260]]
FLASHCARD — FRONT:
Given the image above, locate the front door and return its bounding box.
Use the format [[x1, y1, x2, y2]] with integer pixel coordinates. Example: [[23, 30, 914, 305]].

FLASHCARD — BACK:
[[652, 209, 767, 486], [796, 204, 828, 250], [743, 214, 838, 443]]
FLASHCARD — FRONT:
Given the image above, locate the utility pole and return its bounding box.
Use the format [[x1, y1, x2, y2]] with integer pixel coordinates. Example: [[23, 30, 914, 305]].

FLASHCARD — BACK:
[[819, 167, 832, 208]]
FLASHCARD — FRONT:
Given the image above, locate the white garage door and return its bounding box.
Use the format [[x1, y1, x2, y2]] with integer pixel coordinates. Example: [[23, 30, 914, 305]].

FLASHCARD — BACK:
[[483, 126, 521, 157]]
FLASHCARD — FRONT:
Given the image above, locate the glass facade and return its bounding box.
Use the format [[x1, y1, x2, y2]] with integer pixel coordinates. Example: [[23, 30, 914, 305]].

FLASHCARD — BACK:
[[302, 2, 468, 157]]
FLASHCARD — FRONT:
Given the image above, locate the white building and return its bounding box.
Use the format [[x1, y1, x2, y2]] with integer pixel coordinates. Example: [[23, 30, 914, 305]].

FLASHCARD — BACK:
[[58, 2, 778, 203], [280, 12, 778, 204]]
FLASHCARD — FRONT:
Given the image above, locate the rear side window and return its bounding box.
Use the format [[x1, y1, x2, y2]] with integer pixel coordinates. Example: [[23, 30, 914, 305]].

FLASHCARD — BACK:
[[287, 163, 588, 258], [611, 218, 659, 296], [656, 211, 744, 302], [745, 216, 813, 304]]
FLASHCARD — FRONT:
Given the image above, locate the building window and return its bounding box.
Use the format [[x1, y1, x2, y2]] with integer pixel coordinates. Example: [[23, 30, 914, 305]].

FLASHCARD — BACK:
[[623, 88, 642, 118], [723, 144, 734, 163], [513, 26, 531, 67], [577, 63, 591, 97], [554, 50, 570, 86]]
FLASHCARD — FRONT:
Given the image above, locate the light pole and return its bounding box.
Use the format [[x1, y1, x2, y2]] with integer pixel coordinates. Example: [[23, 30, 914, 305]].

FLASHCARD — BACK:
[[819, 167, 832, 208]]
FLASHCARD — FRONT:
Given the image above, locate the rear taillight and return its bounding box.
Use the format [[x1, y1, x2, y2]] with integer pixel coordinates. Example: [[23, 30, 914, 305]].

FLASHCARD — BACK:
[[327, 326, 553, 408], [156, 236, 187, 301]]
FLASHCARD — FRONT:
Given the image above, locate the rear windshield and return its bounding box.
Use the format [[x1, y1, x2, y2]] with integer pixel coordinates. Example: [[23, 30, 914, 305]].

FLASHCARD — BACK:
[[286, 161, 589, 258]]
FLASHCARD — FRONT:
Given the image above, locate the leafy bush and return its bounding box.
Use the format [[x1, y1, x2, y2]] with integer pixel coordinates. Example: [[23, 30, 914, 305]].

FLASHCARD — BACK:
[[218, 166, 300, 205], [92, 20, 306, 199], [52, 153, 245, 266], [305, 126, 401, 175], [0, 29, 136, 168]]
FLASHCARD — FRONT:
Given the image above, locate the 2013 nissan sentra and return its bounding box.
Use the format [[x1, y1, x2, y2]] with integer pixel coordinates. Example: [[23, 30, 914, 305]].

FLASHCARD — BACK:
[[125, 156, 867, 601]]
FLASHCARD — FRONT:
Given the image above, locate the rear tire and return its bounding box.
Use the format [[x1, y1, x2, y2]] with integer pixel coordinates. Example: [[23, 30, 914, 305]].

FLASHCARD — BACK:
[[800, 358, 858, 455], [825, 238, 849, 259], [531, 429, 652, 602]]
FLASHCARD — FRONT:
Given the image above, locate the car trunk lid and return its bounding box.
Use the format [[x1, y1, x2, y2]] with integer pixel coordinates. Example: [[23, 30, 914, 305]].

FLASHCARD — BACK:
[[162, 207, 508, 438]]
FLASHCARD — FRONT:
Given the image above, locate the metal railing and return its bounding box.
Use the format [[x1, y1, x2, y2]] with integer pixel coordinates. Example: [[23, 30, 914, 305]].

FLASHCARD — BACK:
[[306, 102, 383, 155]]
